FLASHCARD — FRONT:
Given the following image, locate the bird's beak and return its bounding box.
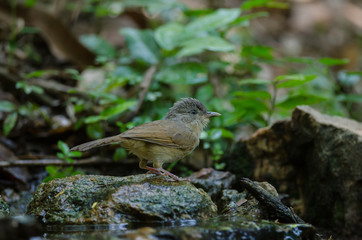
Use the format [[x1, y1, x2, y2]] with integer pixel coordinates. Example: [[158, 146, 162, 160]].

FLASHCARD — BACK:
[[206, 111, 221, 118]]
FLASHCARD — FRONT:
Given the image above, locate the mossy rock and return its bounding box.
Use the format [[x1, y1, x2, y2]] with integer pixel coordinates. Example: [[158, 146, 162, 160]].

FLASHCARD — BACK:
[[26, 174, 217, 224]]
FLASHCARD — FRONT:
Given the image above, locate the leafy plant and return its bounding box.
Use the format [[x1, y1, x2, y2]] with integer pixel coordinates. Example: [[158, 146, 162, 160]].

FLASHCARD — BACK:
[[9, 0, 358, 173], [0, 78, 46, 136], [0, 100, 46, 136], [56, 140, 82, 163], [0, 101, 18, 137], [42, 141, 83, 182], [68, 1, 359, 169]]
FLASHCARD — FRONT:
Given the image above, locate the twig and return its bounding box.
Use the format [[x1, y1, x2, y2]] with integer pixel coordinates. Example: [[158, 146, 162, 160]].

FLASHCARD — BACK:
[[0, 157, 103, 167], [135, 65, 158, 113], [240, 177, 305, 224], [127, 65, 157, 120], [0, 68, 59, 107]]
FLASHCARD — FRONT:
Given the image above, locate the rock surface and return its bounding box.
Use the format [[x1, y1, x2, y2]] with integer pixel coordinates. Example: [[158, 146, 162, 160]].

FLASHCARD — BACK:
[[0, 196, 10, 217], [293, 106, 362, 235], [220, 181, 279, 221], [243, 105, 362, 237], [26, 174, 217, 224], [188, 168, 235, 200]]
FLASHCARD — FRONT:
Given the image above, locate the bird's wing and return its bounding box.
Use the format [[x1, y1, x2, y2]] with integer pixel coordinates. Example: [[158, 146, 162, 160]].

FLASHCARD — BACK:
[[120, 120, 197, 149]]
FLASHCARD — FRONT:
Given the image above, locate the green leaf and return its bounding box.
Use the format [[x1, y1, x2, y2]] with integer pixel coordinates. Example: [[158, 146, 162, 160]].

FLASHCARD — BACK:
[[338, 71, 361, 86], [220, 129, 234, 139], [123, 0, 183, 14], [208, 128, 234, 140], [84, 115, 107, 124], [232, 98, 268, 112], [336, 94, 362, 103], [24, 70, 57, 79], [113, 148, 127, 162], [239, 78, 271, 85], [45, 166, 58, 175], [283, 57, 315, 64], [196, 84, 214, 103], [214, 162, 226, 170], [58, 140, 69, 153], [176, 36, 234, 58], [234, 90, 271, 99], [319, 58, 349, 66], [155, 62, 207, 85], [242, 0, 289, 10], [24, 70, 58, 79], [68, 151, 82, 157], [86, 123, 105, 140], [0, 101, 16, 112], [3, 112, 18, 136], [24, 0, 36, 7], [94, 2, 124, 17], [209, 129, 222, 140], [80, 34, 117, 58], [154, 22, 185, 50], [20, 27, 39, 34], [242, 45, 274, 60], [231, 12, 269, 26], [16, 82, 44, 94], [120, 28, 161, 64], [100, 100, 137, 118], [185, 8, 241, 33], [57, 152, 65, 159], [276, 94, 328, 109], [276, 74, 317, 88]]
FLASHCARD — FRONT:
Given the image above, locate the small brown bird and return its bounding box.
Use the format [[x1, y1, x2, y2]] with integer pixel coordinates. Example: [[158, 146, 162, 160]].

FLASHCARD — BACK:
[[71, 98, 220, 181]]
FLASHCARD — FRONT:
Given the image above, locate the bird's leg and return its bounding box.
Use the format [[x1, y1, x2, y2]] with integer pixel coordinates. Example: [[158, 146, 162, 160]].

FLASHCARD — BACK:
[[147, 162, 185, 181], [139, 159, 148, 170], [139, 159, 185, 181], [139, 159, 159, 176], [145, 166, 185, 181]]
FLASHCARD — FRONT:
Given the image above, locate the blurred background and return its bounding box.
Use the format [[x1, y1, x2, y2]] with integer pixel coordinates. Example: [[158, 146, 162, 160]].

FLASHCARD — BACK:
[[0, 0, 361, 236]]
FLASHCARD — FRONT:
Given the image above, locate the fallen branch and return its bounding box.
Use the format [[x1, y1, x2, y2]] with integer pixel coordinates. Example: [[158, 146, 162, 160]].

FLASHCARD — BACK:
[[240, 177, 305, 224], [0, 157, 104, 167]]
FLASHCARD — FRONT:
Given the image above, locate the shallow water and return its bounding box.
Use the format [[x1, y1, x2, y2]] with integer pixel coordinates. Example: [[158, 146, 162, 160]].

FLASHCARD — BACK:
[[30, 217, 315, 240]]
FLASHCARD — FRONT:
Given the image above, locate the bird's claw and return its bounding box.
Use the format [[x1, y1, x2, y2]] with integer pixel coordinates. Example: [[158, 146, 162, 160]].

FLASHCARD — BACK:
[[145, 167, 187, 181]]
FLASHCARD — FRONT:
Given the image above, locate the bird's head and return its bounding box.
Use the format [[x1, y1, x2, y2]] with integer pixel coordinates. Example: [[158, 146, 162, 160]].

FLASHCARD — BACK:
[[166, 98, 220, 134]]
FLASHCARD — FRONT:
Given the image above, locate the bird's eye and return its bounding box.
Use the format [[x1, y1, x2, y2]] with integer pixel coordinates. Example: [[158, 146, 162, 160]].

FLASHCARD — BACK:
[[190, 110, 197, 114]]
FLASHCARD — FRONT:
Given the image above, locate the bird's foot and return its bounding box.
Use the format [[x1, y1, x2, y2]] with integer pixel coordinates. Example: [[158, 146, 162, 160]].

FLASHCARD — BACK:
[[145, 166, 187, 181]]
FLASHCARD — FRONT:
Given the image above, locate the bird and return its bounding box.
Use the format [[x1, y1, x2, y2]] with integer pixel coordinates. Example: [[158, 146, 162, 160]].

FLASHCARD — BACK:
[[70, 98, 221, 181]]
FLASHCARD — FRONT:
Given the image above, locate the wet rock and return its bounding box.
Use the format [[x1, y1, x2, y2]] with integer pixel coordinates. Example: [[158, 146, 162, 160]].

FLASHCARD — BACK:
[[219, 189, 247, 212], [0, 196, 10, 217], [0, 216, 42, 240], [2, 189, 34, 215], [27, 174, 217, 224], [243, 105, 362, 236], [220, 182, 279, 221], [188, 168, 235, 200]]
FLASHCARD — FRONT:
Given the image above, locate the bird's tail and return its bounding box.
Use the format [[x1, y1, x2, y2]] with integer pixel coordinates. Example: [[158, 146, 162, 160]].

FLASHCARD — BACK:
[[70, 135, 123, 152]]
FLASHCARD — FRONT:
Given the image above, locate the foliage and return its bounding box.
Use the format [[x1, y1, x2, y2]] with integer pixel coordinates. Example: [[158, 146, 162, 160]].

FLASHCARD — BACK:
[[2, 0, 361, 174], [42, 141, 83, 183], [0, 99, 45, 137]]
